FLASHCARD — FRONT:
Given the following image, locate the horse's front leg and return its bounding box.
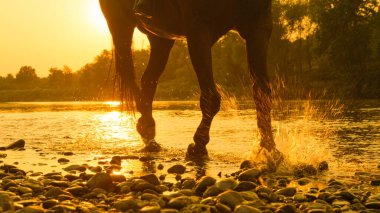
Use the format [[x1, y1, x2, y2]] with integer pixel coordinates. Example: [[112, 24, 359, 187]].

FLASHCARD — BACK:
[[186, 32, 221, 160], [137, 35, 174, 152]]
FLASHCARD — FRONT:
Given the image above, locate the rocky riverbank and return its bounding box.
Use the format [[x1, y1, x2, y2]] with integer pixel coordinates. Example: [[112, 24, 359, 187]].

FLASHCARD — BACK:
[[1, 153, 380, 213]]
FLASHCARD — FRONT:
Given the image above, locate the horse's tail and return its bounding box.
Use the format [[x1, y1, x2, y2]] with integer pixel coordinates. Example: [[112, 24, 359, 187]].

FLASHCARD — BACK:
[[100, 0, 140, 112]]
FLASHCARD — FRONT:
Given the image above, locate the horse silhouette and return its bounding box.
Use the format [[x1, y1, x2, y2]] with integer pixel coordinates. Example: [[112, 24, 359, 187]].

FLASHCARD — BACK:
[[99, 0, 278, 161]]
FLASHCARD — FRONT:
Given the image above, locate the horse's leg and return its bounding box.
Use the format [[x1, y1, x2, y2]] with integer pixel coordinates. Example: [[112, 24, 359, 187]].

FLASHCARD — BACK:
[[186, 32, 221, 160], [240, 27, 283, 170], [137, 35, 174, 151]]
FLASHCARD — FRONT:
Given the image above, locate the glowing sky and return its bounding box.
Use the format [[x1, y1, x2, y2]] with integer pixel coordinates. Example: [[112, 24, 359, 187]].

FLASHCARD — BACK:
[[0, 0, 147, 77]]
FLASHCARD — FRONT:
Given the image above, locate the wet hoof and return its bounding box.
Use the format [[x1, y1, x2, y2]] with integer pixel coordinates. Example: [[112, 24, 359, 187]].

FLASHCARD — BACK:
[[185, 143, 209, 161], [254, 148, 284, 172], [140, 139, 161, 152]]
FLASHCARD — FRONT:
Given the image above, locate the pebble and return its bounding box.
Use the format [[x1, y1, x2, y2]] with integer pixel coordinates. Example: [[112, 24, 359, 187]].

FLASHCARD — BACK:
[[113, 198, 138, 211], [237, 168, 261, 181], [194, 176, 216, 196], [168, 196, 199, 210], [63, 164, 86, 172], [141, 173, 160, 185], [57, 158, 70, 164], [86, 173, 113, 191], [217, 190, 244, 210], [167, 165, 186, 174], [215, 178, 238, 191], [276, 187, 297, 197], [5, 139, 25, 150]]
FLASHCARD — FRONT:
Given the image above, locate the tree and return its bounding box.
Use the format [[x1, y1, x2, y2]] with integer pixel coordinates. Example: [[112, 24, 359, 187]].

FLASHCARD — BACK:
[[15, 66, 38, 88]]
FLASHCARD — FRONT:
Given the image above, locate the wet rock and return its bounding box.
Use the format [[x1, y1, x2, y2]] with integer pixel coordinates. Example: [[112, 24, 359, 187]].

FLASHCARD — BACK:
[[87, 173, 113, 191], [233, 181, 257, 192], [0, 153, 7, 158], [275, 187, 297, 197], [89, 166, 102, 173], [6, 139, 25, 150], [203, 185, 224, 198], [297, 177, 311, 186], [216, 203, 232, 213], [277, 204, 298, 213], [240, 160, 254, 169], [42, 199, 59, 209], [365, 201, 380, 209], [217, 190, 245, 210], [64, 174, 80, 182], [17, 186, 33, 194], [21, 182, 44, 193], [318, 161, 329, 171], [62, 151, 74, 156], [182, 179, 196, 189], [110, 156, 121, 165], [45, 187, 70, 198], [63, 164, 86, 172], [50, 181, 69, 188], [157, 164, 164, 170], [111, 174, 126, 183], [140, 205, 161, 213], [141, 173, 160, 185], [167, 165, 186, 174], [293, 164, 318, 177], [237, 169, 261, 181], [371, 179, 380, 186], [234, 204, 261, 213], [66, 186, 88, 197], [215, 178, 238, 191], [141, 193, 160, 201], [0, 193, 14, 211], [293, 193, 307, 202], [168, 196, 199, 210], [16, 206, 45, 213], [194, 176, 216, 196], [57, 158, 70, 164]]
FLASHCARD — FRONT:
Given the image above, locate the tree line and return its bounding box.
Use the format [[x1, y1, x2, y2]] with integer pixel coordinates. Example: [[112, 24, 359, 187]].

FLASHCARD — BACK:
[[1, 0, 379, 102]]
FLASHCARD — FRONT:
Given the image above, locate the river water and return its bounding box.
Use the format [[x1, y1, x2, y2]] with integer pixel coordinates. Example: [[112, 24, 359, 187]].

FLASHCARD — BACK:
[[0, 100, 379, 179]]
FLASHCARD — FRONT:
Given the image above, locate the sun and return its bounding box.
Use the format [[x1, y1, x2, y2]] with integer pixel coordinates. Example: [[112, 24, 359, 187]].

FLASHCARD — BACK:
[[86, 1, 109, 33]]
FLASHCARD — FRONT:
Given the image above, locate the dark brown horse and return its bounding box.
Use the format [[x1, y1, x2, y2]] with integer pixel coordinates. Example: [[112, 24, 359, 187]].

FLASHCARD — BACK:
[[99, 0, 279, 161]]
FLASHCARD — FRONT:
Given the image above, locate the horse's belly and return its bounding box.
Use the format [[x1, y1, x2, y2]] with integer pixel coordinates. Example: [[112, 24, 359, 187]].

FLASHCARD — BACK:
[[136, 1, 185, 40]]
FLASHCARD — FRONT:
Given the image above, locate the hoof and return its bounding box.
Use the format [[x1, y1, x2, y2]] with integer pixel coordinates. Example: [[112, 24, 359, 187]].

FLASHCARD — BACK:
[[140, 139, 161, 152], [185, 143, 209, 161], [254, 148, 284, 172]]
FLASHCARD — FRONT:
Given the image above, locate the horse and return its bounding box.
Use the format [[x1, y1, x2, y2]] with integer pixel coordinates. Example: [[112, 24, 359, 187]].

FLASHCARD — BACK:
[[99, 0, 280, 162]]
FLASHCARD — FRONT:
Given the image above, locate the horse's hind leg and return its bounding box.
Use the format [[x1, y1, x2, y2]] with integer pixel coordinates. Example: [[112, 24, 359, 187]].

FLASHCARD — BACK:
[[137, 35, 174, 151], [186, 33, 221, 160]]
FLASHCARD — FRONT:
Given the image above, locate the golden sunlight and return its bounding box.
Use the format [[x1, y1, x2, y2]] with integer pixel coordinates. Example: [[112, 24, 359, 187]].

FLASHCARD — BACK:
[[86, 1, 109, 33]]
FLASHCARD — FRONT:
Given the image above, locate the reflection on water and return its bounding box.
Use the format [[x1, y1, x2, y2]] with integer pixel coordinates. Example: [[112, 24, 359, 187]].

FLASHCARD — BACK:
[[0, 100, 379, 177]]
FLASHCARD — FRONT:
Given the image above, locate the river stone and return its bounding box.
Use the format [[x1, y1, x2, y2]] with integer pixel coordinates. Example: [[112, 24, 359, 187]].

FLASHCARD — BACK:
[[318, 161, 329, 171], [217, 190, 245, 210], [332, 199, 350, 207], [110, 156, 122, 165], [63, 164, 86, 172], [141, 174, 160, 185], [234, 204, 261, 213], [66, 186, 88, 197], [140, 205, 161, 213], [167, 165, 186, 174], [113, 198, 138, 211], [16, 206, 45, 213], [216, 202, 232, 213], [215, 178, 238, 191], [0, 193, 14, 211], [371, 180, 380, 186], [17, 186, 33, 195], [161, 209, 179, 213], [203, 185, 224, 198], [275, 187, 296, 197], [293, 193, 307, 202], [45, 187, 70, 198], [42, 199, 59, 209], [6, 139, 25, 150], [182, 179, 196, 189], [239, 191, 259, 201], [167, 196, 199, 210], [365, 202, 380, 209], [277, 204, 298, 213], [234, 181, 258, 191], [237, 169, 261, 182], [240, 160, 254, 169], [57, 158, 70, 164], [297, 177, 311, 186], [87, 172, 113, 191], [195, 176, 216, 196]]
